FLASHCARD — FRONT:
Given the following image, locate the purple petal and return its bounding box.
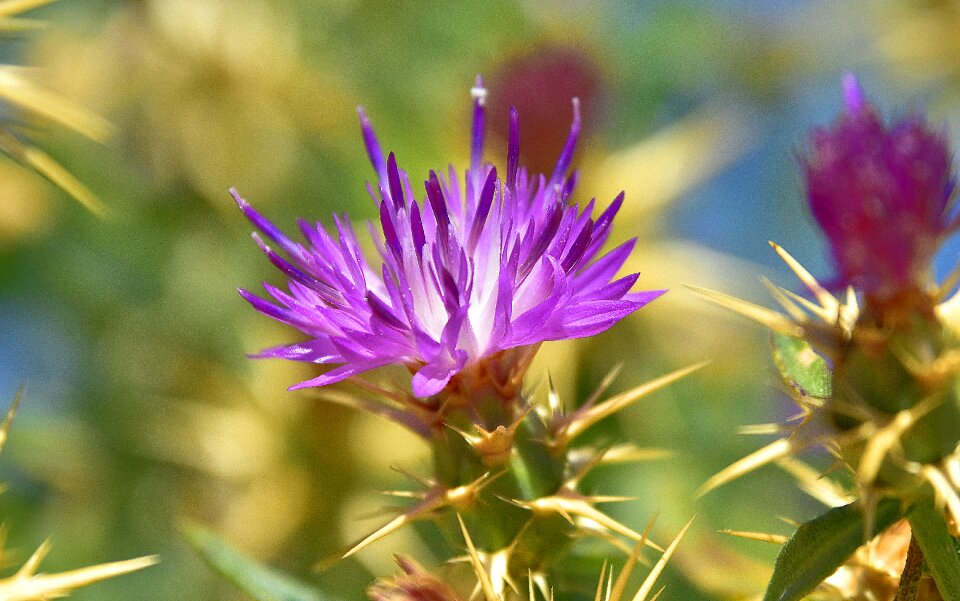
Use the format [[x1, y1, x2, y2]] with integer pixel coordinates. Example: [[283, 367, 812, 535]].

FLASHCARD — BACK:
[[841, 72, 865, 114], [232, 189, 302, 259], [358, 107, 388, 184], [507, 107, 520, 190], [411, 357, 460, 397], [580, 192, 625, 264], [289, 362, 390, 391], [624, 289, 667, 305], [387, 152, 406, 209], [560, 219, 593, 273], [558, 300, 645, 337], [367, 292, 407, 330], [561, 169, 578, 201], [577, 272, 640, 301], [510, 257, 569, 344], [468, 168, 498, 252], [575, 239, 637, 293], [519, 204, 563, 280], [548, 97, 581, 189], [239, 287, 308, 328], [379, 200, 403, 259], [439, 265, 461, 313], [409, 201, 426, 257], [252, 233, 342, 306], [489, 263, 515, 348], [254, 338, 341, 363], [471, 74, 486, 176], [425, 171, 450, 237]]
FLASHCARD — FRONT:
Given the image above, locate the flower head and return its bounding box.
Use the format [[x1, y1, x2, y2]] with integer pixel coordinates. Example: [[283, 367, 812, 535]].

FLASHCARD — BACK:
[[367, 556, 463, 601], [804, 73, 956, 299], [236, 77, 661, 398]]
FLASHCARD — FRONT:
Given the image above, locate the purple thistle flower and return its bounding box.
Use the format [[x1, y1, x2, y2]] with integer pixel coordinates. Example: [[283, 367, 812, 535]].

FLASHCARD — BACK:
[[235, 77, 662, 398], [804, 73, 956, 299]]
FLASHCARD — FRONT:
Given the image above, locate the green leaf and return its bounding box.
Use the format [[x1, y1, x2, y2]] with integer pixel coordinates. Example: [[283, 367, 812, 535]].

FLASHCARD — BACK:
[[763, 498, 902, 601], [772, 334, 831, 399], [907, 501, 960, 599], [183, 523, 330, 601]]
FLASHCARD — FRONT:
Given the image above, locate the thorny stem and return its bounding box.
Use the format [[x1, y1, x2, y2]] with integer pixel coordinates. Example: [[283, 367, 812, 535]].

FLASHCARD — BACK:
[[894, 532, 924, 601]]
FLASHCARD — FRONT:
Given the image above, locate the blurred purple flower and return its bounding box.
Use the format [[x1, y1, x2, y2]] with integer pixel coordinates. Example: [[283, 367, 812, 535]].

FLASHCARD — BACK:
[[804, 73, 956, 298], [235, 77, 661, 398], [488, 45, 604, 176]]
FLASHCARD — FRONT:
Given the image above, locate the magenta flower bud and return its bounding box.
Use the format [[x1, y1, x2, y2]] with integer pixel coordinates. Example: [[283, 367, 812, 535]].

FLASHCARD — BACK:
[[804, 73, 956, 299], [236, 77, 662, 398]]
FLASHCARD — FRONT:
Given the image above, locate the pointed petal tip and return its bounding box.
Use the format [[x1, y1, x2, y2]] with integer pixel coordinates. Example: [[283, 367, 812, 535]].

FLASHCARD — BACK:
[[626, 287, 667, 308], [841, 71, 866, 112], [411, 363, 456, 398], [237, 286, 261, 302], [548, 97, 583, 185], [471, 79, 487, 105], [229, 187, 247, 208]]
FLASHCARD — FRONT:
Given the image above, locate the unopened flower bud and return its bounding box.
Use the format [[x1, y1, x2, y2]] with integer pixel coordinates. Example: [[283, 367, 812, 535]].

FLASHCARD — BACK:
[[804, 73, 955, 301]]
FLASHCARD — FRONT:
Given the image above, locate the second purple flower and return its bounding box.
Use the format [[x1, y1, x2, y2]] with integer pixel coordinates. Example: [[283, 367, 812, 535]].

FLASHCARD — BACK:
[[804, 73, 956, 301], [236, 77, 662, 398]]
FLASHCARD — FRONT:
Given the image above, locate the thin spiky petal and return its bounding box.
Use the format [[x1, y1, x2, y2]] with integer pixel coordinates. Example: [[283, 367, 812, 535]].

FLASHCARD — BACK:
[[630, 517, 694, 601], [558, 362, 707, 445], [685, 285, 804, 337], [738, 423, 788, 436], [777, 457, 855, 508], [607, 514, 657, 601], [697, 437, 799, 496], [760, 277, 808, 322], [778, 287, 836, 324], [769, 242, 839, 318], [343, 510, 435, 560], [0, 540, 156, 601], [717, 530, 789, 545], [921, 465, 960, 528], [646, 587, 666, 601], [857, 406, 927, 488], [0, 131, 105, 215], [344, 472, 495, 558], [0, 66, 113, 142], [457, 515, 499, 601], [513, 495, 663, 552], [0, 384, 22, 454], [567, 444, 672, 468], [548, 98, 581, 189], [0, 0, 60, 17], [307, 389, 431, 438]]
